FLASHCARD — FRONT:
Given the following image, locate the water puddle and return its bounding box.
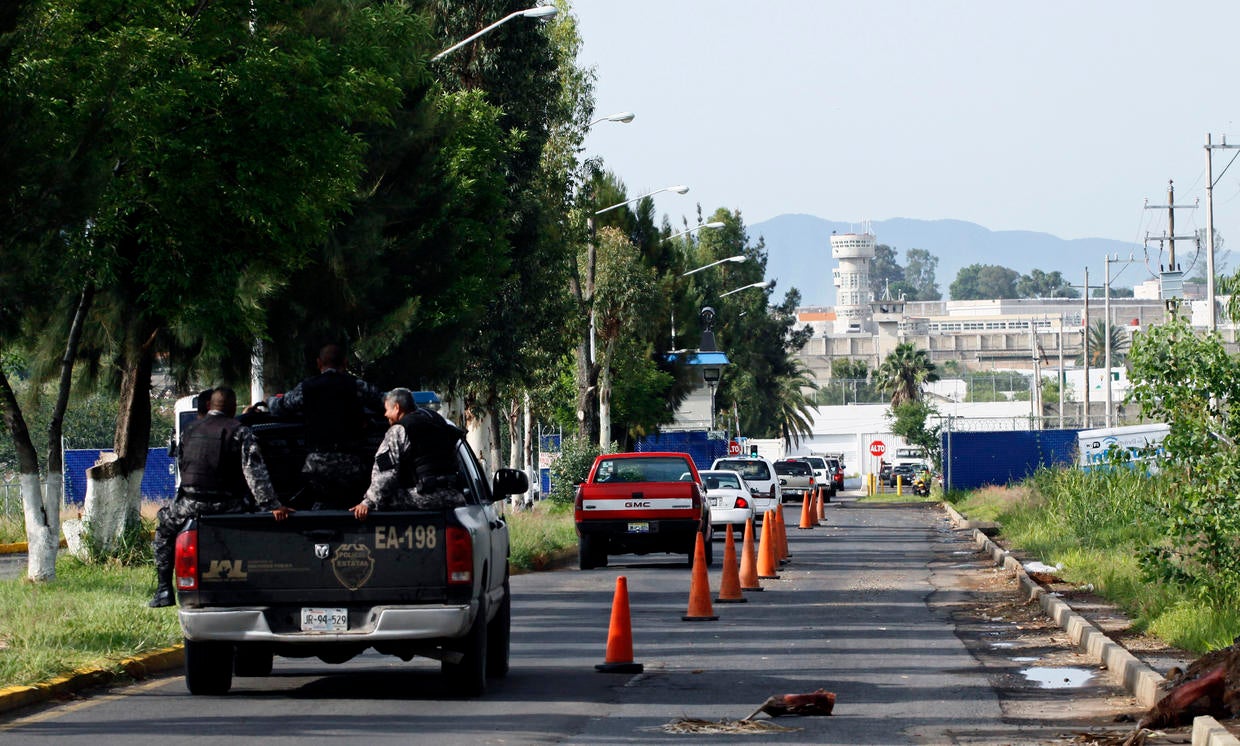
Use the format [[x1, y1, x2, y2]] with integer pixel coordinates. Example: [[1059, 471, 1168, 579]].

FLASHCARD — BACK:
[[990, 641, 1017, 648], [1012, 656, 1038, 663], [1020, 666, 1094, 688]]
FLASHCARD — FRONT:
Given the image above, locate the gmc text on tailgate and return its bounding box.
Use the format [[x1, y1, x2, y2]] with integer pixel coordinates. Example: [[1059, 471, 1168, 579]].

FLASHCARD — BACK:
[[175, 436, 528, 697], [573, 451, 712, 570]]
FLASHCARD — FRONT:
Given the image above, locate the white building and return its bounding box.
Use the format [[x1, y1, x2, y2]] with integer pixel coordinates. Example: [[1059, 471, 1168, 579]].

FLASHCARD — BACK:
[[830, 232, 876, 335]]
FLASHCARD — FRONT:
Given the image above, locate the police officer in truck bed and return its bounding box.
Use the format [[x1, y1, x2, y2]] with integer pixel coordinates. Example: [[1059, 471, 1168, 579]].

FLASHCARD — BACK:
[[149, 387, 292, 608], [350, 388, 466, 519], [267, 344, 383, 509]]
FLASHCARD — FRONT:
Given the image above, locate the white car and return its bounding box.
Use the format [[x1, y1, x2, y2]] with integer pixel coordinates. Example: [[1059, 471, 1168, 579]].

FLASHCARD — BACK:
[[699, 469, 755, 532], [710, 456, 782, 519]]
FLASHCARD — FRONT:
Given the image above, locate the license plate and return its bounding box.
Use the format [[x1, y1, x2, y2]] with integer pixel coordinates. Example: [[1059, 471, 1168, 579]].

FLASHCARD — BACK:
[[627, 521, 649, 534], [709, 497, 719, 507], [301, 607, 348, 632]]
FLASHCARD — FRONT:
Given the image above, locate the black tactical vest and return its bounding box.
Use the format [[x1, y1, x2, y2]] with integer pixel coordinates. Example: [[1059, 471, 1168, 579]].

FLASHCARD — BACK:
[[179, 415, 245, 497], [396, 408, 465, 489], [301, 371, 362, 452]]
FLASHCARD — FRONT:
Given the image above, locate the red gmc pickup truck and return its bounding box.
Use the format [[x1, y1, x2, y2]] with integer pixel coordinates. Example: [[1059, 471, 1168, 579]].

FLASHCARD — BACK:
[[573, 451, 713, 570]]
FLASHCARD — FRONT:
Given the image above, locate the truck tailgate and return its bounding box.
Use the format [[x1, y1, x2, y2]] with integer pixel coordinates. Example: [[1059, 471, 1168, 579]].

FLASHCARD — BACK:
[[577, 481, 698, 519], [190, 511, 449, 606]]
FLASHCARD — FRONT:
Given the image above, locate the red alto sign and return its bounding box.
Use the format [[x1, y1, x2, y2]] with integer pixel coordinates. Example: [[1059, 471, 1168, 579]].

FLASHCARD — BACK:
[[728, 440, 741, 455], [869, 440, 886, 457]]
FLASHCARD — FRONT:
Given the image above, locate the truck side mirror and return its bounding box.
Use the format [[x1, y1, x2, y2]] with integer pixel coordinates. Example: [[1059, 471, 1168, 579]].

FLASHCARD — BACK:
[[492, 468, 529, 501]]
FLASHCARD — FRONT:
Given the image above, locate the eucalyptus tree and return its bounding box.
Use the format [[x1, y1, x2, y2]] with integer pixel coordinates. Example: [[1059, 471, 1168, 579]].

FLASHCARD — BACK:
[[4, 0, 429, 557], [875, 343, 940, 406], [425, 0, 582, 469]]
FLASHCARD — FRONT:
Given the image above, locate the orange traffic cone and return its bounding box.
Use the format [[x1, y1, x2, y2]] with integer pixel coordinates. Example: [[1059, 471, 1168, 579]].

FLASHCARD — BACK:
[[682, 532, 719, 621], [757, 510, 780, 579], [715, 523, 747, 603], [596, 575, 643, 673], [776, 505, 790, 562], [816, 487, 827, 524], [739, 516, 763, 591], [797, 491, 815, 529]]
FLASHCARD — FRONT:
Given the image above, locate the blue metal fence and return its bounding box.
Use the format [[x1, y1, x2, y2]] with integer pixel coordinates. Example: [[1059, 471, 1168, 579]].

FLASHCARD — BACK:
[[634, 431, 729, 473], [942, 429, 1079, 491], [64, 448, 177, 504]]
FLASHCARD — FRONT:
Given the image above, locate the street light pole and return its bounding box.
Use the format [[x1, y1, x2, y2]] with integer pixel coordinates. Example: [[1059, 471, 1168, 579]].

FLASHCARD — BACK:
[[587, 111, 635, 127], [1205, 133, 1240, 333], [720, 280, 773, 297], [432, 5, 557, 61], [594, 185, 689, 215], [1103, 253, 1135, 428], [672, 233, 742, 350]]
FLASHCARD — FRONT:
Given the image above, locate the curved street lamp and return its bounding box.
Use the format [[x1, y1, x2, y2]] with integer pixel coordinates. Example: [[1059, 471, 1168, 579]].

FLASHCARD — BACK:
[[594, 185, 689, 215], [668, 221, 726, 244], [588, 111, 636, 128], [432, 5, 558, 61], [681, 253, 744, 277], [671, 248, 747, 350], [720, 280, 772, 297]]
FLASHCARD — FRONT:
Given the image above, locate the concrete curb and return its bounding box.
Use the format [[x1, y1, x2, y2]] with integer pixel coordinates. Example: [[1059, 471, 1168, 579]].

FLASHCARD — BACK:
[[0, 645, 183, 717], [941, 502, 1165, 708], [942, 503, 1239, 746]]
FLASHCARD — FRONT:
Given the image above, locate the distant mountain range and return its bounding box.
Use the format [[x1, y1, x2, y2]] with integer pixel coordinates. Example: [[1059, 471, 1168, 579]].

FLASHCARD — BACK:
[[748, 214, 1144, 308]]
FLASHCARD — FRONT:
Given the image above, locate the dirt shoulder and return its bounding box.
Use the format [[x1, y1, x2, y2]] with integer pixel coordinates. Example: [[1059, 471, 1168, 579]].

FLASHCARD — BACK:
[[925, 501, 1203, 745]]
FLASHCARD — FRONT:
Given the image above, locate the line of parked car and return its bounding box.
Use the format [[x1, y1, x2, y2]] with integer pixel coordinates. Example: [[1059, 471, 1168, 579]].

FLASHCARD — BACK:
[[701, 455, 845, 533]]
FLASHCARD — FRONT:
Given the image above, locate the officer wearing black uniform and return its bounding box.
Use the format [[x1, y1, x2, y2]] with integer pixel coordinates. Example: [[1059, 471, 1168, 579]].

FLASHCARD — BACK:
[[148, 387, 292, 608], [267, 344, 383, 509], [350, 387, 466, 520]]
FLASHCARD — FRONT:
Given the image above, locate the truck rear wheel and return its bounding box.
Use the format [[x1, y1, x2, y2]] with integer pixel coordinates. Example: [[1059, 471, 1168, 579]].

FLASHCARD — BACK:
[[185, 639, 233, 695], [234, 644, 274, 677], [486, 581, 511, 678], [579, 535, 607, 570], [442, 599, 488, 697]]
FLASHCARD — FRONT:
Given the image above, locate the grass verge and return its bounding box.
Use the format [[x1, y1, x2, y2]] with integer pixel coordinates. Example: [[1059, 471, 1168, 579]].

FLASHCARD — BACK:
[[948, 469, 1240, 654], [0, 555, 180, 689], [507, 502, 576, 571], [0, 514, 25, 545]]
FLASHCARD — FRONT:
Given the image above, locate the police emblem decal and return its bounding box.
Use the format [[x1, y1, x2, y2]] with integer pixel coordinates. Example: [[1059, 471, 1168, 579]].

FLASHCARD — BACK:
[[331, 543, 375, 591], [315, 544, 330, 560]]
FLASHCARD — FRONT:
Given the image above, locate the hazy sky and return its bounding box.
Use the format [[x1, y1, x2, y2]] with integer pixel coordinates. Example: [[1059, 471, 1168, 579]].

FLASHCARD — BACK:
[[572, 1, 1240, 247]]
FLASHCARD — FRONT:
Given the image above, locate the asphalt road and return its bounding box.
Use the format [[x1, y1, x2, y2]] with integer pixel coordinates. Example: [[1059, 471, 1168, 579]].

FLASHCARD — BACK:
[[0, 497, 1141, 745]]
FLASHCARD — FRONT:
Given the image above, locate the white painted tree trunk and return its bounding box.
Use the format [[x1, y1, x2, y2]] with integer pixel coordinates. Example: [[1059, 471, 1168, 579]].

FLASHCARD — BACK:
[[598, 365, 612, 451], [20, 473, 59, 582], [72, 453, 143, 560]]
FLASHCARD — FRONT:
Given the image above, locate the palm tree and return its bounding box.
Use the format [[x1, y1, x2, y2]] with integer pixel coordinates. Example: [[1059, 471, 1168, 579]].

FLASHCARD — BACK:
[[875, 343, 939, 406], [1079, 319, 1129, 367], [772, 358, 819, 448]]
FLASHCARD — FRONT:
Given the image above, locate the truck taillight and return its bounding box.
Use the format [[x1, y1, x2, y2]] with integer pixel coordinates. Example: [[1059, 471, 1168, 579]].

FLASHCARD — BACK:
[[809, 476, 815, 485], [175, 529, 198, 591], [445, 526, 472, 585], [769, 485, 776, 501]]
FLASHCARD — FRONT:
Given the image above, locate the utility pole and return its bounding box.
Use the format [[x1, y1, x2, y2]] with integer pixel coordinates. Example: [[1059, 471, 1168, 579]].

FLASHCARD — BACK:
[[1103, 253, 1136, 428], [1144, 179, 1197, 314], [1083, 266, 1089, 429], [1205, 134, 1240, 332]]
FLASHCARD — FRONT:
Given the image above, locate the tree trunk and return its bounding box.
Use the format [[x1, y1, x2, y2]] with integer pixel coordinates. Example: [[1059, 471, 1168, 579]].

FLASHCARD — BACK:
[[574, 340, 599, 445], [0, 367, 55, 581], [37, 283, 94, 579], [79, 321, 155, 560], [598, 362, 612, 450]]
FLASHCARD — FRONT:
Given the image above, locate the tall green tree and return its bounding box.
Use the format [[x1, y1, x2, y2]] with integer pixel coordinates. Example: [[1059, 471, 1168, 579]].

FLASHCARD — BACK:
[[6, 0, 428, 556], [875, 343, 939, 406], [950, 264, 1020, 300], [904, 248, 942, 301], [1016, 269, 1078, 299], [868, 244, 904, 301]]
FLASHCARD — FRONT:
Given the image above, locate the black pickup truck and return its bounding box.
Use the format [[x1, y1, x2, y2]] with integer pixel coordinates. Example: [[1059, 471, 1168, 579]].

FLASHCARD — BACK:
[[172, 414, 527, 697]]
